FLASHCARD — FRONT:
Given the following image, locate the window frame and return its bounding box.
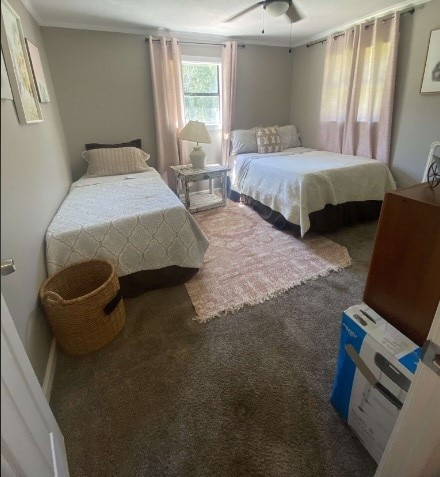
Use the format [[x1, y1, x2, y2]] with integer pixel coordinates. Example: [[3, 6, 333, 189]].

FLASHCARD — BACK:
[[181, 55, 222, 130]]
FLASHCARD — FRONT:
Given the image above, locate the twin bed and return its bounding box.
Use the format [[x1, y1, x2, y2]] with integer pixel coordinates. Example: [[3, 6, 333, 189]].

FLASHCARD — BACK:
[[46, 156, 209, 297]]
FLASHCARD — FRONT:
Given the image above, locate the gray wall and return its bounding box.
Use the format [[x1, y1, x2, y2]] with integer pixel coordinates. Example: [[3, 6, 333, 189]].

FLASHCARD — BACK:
[[42, 28, 157, 180], [1, 0, 71, 381], [290, 42, 326, 148], [234, 44, 293, 129], [290, 0, 440, 188], [391, 0, 440, 187], [41, 30, 294, 179]]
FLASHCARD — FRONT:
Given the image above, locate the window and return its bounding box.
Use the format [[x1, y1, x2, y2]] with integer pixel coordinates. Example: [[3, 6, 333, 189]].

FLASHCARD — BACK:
[[319, 33, 393, 124], [182, 61, 221, 127], [319, 50, 352, 122], [356, 41, 391, 122]]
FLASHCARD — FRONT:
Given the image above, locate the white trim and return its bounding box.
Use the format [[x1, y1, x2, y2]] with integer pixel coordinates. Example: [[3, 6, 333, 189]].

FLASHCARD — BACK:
[[182, 59, 222, 128], [375, 303, 440, 476], [1, 294, 70, 476], [21, 0, 431, 48], [38, 20, 154, 36], [295, 0, 431, 47], [30, 19, 292, 47], [205, 124, 222, 131], [42, 337, 57, 401], [181, 55, 221, 64], [20, 0, 43, 25]]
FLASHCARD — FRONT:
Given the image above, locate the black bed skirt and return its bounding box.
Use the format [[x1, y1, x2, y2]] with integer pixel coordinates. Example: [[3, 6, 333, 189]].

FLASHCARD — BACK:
[[228, 187, 382, 236], [119, 266, 198, 298]]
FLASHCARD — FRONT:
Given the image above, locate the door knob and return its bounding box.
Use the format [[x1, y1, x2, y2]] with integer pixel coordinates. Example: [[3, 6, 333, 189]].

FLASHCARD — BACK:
[[1, 259, 16, 276]]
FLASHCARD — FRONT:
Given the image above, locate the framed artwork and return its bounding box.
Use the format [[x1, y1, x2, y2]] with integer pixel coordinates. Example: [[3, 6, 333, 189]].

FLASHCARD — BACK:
[[25, 39, 50, 103], [0, 0, 42, 123], [420, 28, 440, 94], [1, 49, 13, 100]]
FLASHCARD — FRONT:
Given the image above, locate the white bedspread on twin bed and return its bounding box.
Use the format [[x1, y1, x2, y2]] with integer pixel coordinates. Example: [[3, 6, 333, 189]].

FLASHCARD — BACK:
[[46, 169, 209, 277], [231, 147, 396, 237]]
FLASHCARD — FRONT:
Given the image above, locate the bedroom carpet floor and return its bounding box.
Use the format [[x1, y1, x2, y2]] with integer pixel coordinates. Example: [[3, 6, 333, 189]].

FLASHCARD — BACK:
[[50, 220, 379, 477]]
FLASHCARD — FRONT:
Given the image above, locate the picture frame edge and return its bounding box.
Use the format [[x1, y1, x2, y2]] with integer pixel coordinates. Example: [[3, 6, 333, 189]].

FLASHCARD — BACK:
[[420, 28, 440, 95], [1, 48, 14, 100], [25, 37, 51, 104], [1, 0, 43, 123]]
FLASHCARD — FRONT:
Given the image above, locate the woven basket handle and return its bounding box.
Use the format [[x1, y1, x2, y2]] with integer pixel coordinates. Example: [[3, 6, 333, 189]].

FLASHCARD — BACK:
[[103, 290, 122, 315], [43, 291, 65, 305]]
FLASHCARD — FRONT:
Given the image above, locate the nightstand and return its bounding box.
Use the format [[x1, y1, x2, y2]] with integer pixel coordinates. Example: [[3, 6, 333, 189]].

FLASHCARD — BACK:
[[169, 164, 230, 213]]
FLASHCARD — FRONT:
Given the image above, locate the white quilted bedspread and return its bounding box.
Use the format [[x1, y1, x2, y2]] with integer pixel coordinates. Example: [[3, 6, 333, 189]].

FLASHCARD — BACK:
[[231, 148, 396, 237], [46, 170, 209, 276]]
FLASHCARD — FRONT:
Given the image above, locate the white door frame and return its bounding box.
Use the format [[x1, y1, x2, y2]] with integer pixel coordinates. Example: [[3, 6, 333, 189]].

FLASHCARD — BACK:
[[375, 303, 440, 476], [1, 293, 70, 476]]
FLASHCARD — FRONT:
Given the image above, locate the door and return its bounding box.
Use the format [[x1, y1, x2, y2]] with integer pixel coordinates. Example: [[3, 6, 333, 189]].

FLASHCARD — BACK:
[[375, 303, 440, 476], [1, 293, 70, 476]]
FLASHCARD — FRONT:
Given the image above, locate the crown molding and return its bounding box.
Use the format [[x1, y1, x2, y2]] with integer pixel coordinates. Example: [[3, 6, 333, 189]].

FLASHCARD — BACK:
[[20, 0, 43, 24], [295, 0, 431, 47], [26, 0, 431, 49], [38, 21, 154, 36], [38, 21, 294, 47]]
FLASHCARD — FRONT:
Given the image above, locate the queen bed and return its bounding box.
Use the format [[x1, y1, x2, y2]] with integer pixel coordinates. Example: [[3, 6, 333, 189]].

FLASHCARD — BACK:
[[229, 142, 396, 237], [46, 145, 209, 297]]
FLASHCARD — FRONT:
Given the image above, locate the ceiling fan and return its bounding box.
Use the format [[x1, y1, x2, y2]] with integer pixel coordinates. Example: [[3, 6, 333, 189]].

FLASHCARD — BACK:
[[224, 0, 303, 24]]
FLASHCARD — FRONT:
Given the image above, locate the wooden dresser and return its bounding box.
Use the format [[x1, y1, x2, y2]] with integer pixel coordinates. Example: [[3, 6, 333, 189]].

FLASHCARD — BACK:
[[363, 182, 440, 346]]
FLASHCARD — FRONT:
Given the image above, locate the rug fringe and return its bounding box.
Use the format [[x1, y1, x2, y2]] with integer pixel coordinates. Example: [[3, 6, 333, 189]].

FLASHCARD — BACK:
[[193, 257, 353, 324]]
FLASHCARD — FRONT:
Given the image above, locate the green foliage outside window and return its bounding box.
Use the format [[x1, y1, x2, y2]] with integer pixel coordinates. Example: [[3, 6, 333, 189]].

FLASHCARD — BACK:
[[182, 62, 221, 125]]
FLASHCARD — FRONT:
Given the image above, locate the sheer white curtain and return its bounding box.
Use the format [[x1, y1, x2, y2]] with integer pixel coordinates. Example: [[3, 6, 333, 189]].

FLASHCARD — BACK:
[[221, 41, 237, 166], [149, 36, 188, 181], [318, 14, 400, 164]]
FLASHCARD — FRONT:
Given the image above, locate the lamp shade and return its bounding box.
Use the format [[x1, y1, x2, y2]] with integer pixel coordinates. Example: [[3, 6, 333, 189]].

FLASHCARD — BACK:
[[265, 1, 289, 17], [177, 121, 212, 145]]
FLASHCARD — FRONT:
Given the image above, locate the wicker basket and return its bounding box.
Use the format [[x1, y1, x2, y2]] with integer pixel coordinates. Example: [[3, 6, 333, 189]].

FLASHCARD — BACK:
[[40, 259, 125, 356]]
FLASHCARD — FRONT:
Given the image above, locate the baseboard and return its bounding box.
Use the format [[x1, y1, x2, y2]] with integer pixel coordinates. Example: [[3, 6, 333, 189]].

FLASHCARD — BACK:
[[42, 337, 57, 401]]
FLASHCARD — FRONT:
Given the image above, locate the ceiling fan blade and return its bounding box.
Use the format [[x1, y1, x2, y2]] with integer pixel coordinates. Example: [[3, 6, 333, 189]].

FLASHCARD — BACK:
[[285, 3, 303, 23], [223, 2, 264, 22]]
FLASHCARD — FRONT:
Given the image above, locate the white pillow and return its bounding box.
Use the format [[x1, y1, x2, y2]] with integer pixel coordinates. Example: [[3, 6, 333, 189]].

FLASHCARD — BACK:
[[278, 125, 301, 150], [230, 129, 258, 155], [82, 147, 151, 177]]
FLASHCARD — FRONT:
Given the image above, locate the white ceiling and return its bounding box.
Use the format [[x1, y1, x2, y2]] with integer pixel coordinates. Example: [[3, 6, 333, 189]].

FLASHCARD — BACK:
[[25, 0, 429, 47]]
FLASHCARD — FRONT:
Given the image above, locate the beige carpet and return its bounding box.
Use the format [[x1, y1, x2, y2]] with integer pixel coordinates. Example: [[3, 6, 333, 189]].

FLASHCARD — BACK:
[[186, 201, 352, 322]]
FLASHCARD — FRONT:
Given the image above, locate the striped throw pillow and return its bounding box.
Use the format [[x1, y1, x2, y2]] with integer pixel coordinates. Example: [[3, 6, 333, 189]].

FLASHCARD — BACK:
[[82, 147, 150, 177]]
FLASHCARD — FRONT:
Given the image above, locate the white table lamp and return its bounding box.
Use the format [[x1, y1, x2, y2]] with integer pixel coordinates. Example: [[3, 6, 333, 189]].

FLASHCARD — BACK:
[[177, 120, 212, 169]]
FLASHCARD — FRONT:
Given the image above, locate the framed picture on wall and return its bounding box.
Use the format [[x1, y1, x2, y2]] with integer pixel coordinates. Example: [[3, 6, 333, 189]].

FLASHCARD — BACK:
[[420, 28, 440, 94], [25, 39, 50, 103], [0, 0, 43, 123], [1, 49, 13, 100]]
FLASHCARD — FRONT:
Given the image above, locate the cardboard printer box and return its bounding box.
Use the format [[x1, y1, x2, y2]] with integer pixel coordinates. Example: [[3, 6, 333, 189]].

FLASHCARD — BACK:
[[330, 303, 422, 463]]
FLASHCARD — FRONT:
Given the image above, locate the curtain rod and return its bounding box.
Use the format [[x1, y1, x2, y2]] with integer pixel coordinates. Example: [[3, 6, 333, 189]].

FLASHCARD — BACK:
[[306, 7, 415, 48], [145, 38, 245, 48]]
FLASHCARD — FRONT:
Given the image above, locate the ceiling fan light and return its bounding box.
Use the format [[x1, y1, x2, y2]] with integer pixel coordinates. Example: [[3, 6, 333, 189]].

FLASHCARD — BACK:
[[265, 1, 289, 17]]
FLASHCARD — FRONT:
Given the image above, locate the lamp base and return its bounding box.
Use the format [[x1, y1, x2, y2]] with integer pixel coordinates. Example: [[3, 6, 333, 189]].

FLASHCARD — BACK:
[[190, 146, 206, 169]]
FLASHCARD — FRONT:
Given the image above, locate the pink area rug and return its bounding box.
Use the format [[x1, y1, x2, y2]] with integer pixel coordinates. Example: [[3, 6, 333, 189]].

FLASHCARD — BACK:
[[185, 201, 352, 323]]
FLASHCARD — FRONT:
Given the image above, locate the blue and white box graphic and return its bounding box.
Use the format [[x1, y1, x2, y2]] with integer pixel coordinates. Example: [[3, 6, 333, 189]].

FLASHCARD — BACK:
[[330, 303, 422, 463]]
